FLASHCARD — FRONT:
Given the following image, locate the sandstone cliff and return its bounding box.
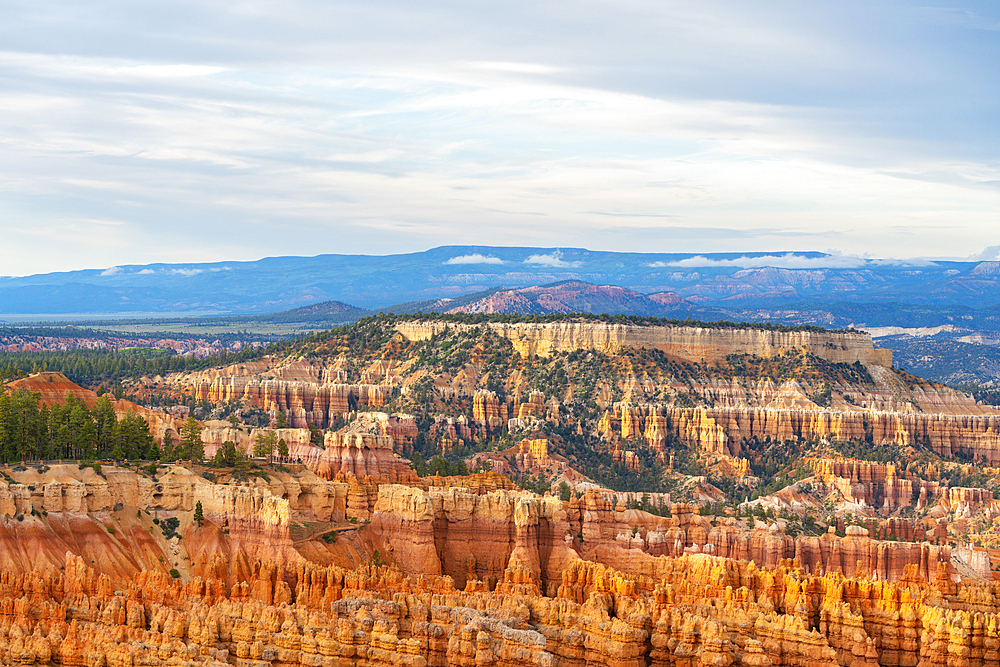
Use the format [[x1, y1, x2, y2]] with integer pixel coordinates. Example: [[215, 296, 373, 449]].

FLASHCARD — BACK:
[[395, 320, 893, 366], [599, 403, 1000, 461]]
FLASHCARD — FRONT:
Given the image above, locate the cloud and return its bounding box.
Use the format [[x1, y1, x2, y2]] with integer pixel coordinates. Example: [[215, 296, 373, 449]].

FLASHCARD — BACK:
[[444, 254, 505, 265], [99, 266, 121, 276], [170, 268, 203, 276], [137, 269, 155, 275], [662, 254, 866, 269], [970, 245, 1000, 261], [656, 253, 940, 270], [524, 252, 582, 268]]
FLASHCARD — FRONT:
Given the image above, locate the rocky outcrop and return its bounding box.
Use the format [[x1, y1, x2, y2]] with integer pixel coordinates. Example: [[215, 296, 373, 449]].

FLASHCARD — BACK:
[[472, 390, 508, 432], [396, 321, 893, 365], [0, 464, 358, 583], [421, 471, 519, 494], [194, 376, 394, 428], [314, 432, 419, 483], [808, 458, 933, 509], [201, 427, 418, 484], [370, 484, 577, 592]]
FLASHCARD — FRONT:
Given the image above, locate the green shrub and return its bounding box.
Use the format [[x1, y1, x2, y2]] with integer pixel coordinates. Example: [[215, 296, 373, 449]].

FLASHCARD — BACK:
[[160, 516, 180, 539], [169, 569, 180, 579]]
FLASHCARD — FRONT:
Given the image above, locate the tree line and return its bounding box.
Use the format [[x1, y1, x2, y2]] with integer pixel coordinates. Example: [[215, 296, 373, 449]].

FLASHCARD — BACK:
[[376, 311, 848, 333], [0, 342, 287, 386], [0, 389, 159, 462]]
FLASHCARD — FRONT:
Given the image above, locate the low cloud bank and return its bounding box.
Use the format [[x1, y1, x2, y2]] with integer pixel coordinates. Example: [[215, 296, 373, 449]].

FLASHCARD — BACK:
[[524, 252, 582, 268], [445, 254, 505, 265]]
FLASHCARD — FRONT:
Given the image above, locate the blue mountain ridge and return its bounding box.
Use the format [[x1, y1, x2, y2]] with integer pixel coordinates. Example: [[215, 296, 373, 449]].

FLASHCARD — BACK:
[[0, 246, 995, 315]]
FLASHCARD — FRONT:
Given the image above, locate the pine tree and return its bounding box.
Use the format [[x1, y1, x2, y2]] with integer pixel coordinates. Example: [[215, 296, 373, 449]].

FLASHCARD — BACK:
[[178, 417, 203, 461], [253, 431, 278, 461], [194, 500, 204, 527]]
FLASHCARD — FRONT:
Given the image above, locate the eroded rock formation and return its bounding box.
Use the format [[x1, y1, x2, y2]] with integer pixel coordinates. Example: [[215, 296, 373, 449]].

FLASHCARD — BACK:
[[0, 542, 997, 667], [195, 377, 393, 428], [599, 403, 1000, 462]]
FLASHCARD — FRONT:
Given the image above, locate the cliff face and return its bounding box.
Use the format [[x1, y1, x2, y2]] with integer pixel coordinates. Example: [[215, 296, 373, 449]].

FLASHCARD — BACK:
[[599, 403, 1000, 461], [366, 483, 958, 594], [0, 459, 996, 667], [561, 494, 955, 583], [395, 321, 893, 366]]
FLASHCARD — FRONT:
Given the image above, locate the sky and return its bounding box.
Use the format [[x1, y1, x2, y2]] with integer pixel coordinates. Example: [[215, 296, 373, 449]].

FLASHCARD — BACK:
[[1, 0, 998, 276]]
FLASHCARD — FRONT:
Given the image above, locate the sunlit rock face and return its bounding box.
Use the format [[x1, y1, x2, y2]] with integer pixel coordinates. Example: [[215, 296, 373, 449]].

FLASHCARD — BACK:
[[598, 402, 1000, 461], [395, 320, 893, 365], [0, 543, 992, 667]]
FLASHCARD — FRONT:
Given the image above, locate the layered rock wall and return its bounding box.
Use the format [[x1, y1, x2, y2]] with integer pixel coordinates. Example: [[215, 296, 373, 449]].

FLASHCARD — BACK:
[[396, 321, 893, 365], [0, 465, 353, 581], [600, 403, 1000, 461]]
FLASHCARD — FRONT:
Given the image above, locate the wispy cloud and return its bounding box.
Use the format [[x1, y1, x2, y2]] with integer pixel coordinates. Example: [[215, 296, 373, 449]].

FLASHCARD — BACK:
[[444, 253, 505, 265], [99, 266, 122, 276], [171, 268, 203, 277], [0, 1, 997, 274]]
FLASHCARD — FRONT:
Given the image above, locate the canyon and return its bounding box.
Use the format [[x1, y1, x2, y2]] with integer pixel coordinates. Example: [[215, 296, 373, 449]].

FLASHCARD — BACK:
[[0, 461, 993, 667], [6, 315, 1000, 666]]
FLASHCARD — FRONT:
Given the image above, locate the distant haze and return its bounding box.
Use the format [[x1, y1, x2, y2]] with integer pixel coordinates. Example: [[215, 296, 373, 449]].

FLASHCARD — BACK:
[[2, 246, 1000, 317]]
